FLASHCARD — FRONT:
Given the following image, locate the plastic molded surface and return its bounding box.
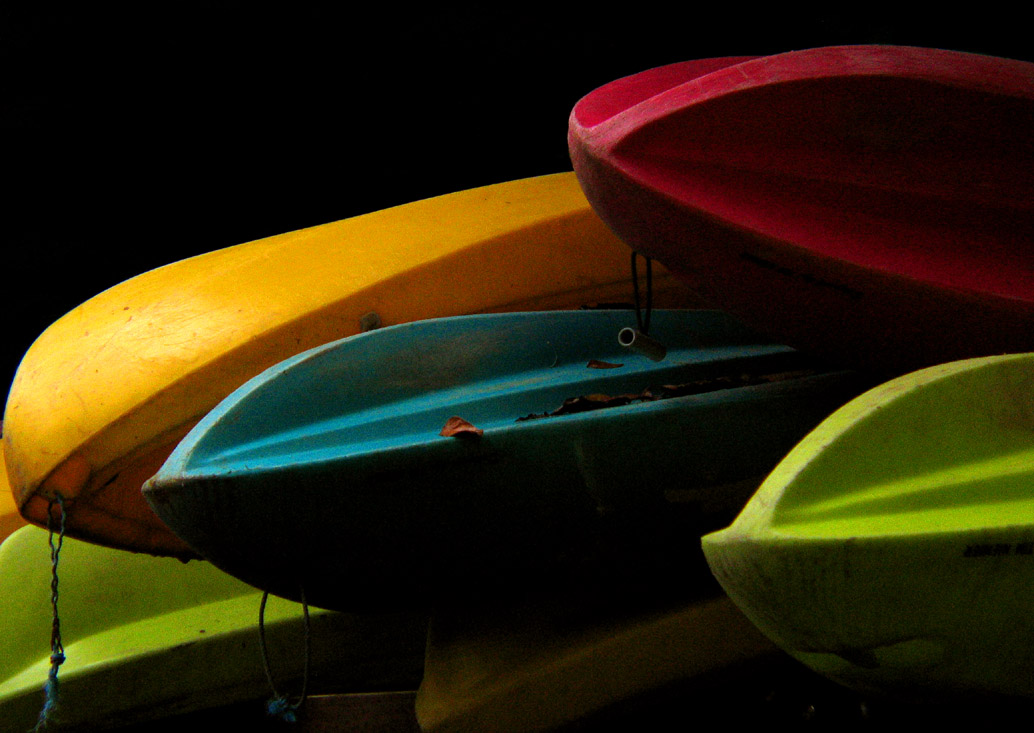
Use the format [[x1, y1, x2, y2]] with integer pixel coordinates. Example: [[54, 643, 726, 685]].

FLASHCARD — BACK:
[[144, 309, 868, 611], [0, 526, 425, 731], [569, 46, 1034, 373], [703, 353, 1034, 699], [3, 173, 699, 556]]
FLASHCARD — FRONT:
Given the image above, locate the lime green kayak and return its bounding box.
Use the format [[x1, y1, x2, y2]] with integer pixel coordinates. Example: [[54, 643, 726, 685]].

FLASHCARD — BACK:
[[702, 353, 1034, 700], [0, 526, 426, 731]]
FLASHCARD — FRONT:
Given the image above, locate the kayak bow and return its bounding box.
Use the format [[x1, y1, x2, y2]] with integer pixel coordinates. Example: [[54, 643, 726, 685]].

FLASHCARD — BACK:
[[703, 353, 1034, 700], [0, 526, 426, 731], [569, 45, 1034, 373], [3, 173, 699, 556], [143, 309, 868, 611]]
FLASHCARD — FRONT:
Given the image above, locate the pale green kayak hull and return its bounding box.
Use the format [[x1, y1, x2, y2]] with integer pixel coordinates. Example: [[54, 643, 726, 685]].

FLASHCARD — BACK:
[[702, 353, 1034, 700], [0, 526, 426, 731]]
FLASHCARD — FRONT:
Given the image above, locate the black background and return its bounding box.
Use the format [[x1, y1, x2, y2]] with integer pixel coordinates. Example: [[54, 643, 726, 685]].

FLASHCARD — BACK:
[[4, 7, 1032, 398]]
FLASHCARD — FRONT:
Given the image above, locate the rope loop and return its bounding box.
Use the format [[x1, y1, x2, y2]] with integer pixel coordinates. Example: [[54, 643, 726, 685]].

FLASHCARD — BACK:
[[631, 251, 654, 335], [258, 588, 311, 723]]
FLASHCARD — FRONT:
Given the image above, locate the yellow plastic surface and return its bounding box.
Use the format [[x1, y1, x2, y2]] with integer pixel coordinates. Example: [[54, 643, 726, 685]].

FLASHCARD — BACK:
[[1, 445, 27, 544], [0, 525, 426, 731], [2, 173, 699, 556], [416, 593, 777, 732]]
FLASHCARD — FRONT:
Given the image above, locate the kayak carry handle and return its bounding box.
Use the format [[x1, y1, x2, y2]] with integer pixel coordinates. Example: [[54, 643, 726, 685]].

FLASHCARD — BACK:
[[618, 327, 666, 362]]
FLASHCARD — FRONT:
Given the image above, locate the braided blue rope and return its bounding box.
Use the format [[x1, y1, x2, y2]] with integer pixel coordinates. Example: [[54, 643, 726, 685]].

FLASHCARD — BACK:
[[33, 495, 66, 732]]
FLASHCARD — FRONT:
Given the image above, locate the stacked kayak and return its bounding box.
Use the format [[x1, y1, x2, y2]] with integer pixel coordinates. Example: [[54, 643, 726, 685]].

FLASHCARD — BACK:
[[14, 42, 1034, 723], [562, 44, 1034, 708], [2, 172, 700, 557], [417, 586, 779, 732], [569, 45, 1034, 374], [0, 525, 426, 731], [1, 174, 707, 728], [142, 308, 869, 611], [702, 353, 1034, 699], [1, 446, 26, 544]]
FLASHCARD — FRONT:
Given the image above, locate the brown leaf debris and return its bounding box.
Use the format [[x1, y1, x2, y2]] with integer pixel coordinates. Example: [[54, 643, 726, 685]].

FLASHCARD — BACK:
[[440, 416, 484, 438]]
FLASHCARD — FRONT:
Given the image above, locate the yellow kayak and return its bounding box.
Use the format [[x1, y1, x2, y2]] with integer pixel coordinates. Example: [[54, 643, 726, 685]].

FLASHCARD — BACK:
[[1, 448, 27, 544], [0, 525, 426, 731], [2, 173, 698, 556], [416, 589, 779, 732]]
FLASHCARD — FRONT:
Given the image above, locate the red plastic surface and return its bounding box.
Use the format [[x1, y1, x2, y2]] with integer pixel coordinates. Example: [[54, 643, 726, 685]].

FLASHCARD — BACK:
[[570, 46, 1034, 373]]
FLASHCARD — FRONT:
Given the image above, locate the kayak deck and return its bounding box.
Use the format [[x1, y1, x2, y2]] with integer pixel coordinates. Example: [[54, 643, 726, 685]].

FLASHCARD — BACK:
[[569, 46, 1034, 373], [702, 353, 1034, 700], [764, 354, 1034, 538], [144, 309, 869, 611], [3, 172, 701, 557], [178, 311, 801, 474]]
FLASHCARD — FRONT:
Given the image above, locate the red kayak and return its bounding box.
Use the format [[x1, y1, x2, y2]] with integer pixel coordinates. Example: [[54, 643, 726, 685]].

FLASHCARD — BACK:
[[569, 46, 1034, 374]]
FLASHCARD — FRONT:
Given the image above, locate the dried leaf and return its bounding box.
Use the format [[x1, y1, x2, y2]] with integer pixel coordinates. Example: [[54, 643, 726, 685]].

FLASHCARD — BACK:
[[440, 416, 484, 438], [515, 369, 819, 423], [587, 360, 623, 369], [518, 392, 643, 421]]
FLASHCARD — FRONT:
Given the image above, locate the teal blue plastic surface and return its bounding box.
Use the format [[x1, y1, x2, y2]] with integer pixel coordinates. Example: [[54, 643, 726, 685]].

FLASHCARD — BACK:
[[145, 310, 869, 611]]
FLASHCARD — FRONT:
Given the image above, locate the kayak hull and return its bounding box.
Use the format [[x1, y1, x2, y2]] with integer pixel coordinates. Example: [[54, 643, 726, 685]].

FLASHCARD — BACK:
[[1, 447, 26, 544], [2, 173, 700, 557], [0, 526, 426, 732], [569, 46, 1034, 374], [143, 310, 869, 611], [703, 354, 1034, 700], [417, 590, 778, 732]]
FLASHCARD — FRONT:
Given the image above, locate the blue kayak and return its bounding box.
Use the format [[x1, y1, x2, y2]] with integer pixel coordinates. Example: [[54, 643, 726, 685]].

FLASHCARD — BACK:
[[143, 310, 870, 611]]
